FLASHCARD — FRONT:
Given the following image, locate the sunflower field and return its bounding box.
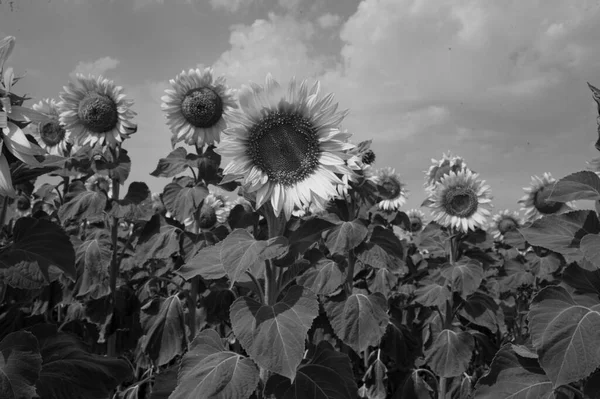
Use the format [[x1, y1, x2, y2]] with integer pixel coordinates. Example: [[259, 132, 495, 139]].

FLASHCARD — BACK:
[[3, 33, 600, 399]]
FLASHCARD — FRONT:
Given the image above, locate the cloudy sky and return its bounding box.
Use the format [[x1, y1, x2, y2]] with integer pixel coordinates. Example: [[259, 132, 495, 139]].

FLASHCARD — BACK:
[[1, 0, 600, 214]]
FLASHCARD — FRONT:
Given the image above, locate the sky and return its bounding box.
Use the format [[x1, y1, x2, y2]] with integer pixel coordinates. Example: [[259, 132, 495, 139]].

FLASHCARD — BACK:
[[1, 0, 600, 216]]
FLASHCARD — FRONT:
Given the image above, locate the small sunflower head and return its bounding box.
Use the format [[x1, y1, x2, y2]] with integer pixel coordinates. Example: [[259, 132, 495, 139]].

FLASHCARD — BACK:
[[518, 172, 573, 223], [489, 209, 523, 241], [406, 209, 426, 233], [424, 152, 468, 190]]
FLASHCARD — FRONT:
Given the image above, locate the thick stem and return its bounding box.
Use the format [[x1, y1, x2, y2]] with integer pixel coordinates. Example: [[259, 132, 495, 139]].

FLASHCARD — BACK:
[[344, 251, 356, 295], [0, 195, 8, 228], [62, 176, 70, 203], [188, 277, 200, 341], [108, 179, 121, 357], [438, 376, 447, 399]]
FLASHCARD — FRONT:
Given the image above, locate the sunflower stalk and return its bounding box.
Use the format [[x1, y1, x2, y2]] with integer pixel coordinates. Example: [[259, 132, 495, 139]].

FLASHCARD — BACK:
[[438, 376, 447, 399], [187, 223, 201, 341], [108, 177, 121, 357]]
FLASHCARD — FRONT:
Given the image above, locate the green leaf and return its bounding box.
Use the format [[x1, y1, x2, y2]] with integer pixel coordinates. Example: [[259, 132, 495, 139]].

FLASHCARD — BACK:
[[75, 234, 111, 299], [58, 190, 107, 223], [287, 217, 335, 254], [197, 145, 221, 183], [459, 292, 502, 333], [548, 171, 600, 202], [324, 220, 368, 255], [162, 182, 208, 224], [323, 292, 389, 353], [519, 210, 600, 259], [169, 329, 259, 399], [424, 329, 474, 378], [413, 283, 451, 309], [562, 263, 600, 295], [178, 241, 226, 280], [414, 222, 449, 256], [474, 344, 553, 399], [140, 295, 187, 367], [135, 214, 183, 262], [362, 358, 387, 399], [149, 368, 178, 399], [264, 341, 358, 399], [92, 147, 131, 183], [109, 181, 153, 221], [28, 324, 133, 399], [367, 268, 398, 298], [580, 234, 600, 270], [0, 331, 42, 399], [296, 258, 346, 295], [230, 285, 319, 380], [528, 285, 600, 387], [441, 258, 483, 299], [0, 217, 76, 282], [356, 226, 404, 270], [150, 147, 199, 178], [221, 229, 288, 287]]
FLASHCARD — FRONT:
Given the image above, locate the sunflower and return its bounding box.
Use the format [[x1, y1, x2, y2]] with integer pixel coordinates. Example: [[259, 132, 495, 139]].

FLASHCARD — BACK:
[[161, 67, 237, 148], [405, 209, 426, 233], [29, 99, 70, 156], [85, 173, 113, 198], [428, 169, 492, 233], [489, 209, 523, 241], [424, 151, 468, 191], [374, 167, 408, 211], [216, 74, 355, 219], [13, 193, 32, 219], [185, 193, 229, 229], [518, 172, 573, 223], [59, 74, 137, 148]]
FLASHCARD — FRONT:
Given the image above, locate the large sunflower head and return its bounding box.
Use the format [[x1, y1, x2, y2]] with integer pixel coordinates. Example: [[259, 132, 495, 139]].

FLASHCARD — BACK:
[[518, 172, 574, 223], [161, 67, 237, 148], [489, 209, 523, 241], [374, 167, 408, 211], [29, 99, 70, 156], [406, 209, 426, 233], [428, 169, 493, 233], [59, 74, 137, 148], [216, 74, 355, 219], [424, 151, 468, 191]]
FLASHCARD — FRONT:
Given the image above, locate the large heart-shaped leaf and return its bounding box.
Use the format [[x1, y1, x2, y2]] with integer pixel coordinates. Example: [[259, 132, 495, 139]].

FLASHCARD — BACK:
[[135, 214, 183, 262], [140, 295, 187, 367], [109, 181, 153, 221], [0, 217, 76, 282], [58, 190, 107, 223], [178, 241, 226, 280], [162, 182, 208, 224], [75, 234, 111, 299], [474, 344, 553, 399], [0, 331, 42, 399], [27, 324, 133, 399], [287, 217, 335, 254], [580, 234, 600, 270], [323, 292, 389, 353], [230, 285, 319, 380], [356, 226, 404, 270], [296, 258, 345, 295], [562, 263, 600, 295], [92, 147, 131, 183], [221, 229, 288, 287], [169, 329, 259, 399], [367, 268, 398, 298], [548, 171, 600, 202], [459, 292, 502, 333], [150, 147, 199, 178], [413, 283, 451, 309], [325, 220, 368, 255], [528, 285, 600, 387], [519, 211, 600, 259], [441, 258, 483, 299], [264, 341, 358, 399], [424, 329, 474, 378]]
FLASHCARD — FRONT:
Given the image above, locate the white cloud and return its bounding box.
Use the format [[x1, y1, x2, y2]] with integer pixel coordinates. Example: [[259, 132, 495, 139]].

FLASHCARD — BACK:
[[317, 12, 341, 29], [71, 56, 120, 77]]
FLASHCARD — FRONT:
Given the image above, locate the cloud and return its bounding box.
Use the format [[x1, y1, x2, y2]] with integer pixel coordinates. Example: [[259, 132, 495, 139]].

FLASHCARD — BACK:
[[71, 56, 120, 77], [209, 0, 258, 13], [317, 13, 341, 29]]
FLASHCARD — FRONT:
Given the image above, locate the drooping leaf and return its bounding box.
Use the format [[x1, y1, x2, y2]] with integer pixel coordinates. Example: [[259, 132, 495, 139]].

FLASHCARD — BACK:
[[92, 147, 131, 183], [323, 292, 389, 353], [140, 295, 187, 366], [230, 285, 319, 380], [548, 171, 600, 202], [58, 189, 107, 223], [0, 217, 76, 282], [363, 358, 387, 399], [28, 324, 133, 399], [528, 285, 600, 387], [519, 210, 600, 259], [459, 292, 501, 333], [367, 268, 398, 297], [562, 263, 600, 295], [356, 226, 404, 271], [149, 367, 178, 399], [413, 283, 451, 309], [135, 214, 183, 262], [296, 258, 346, 295], [528, 252, 562, 280], [0, 331, 42, 399], [197, 145, 221, 183], [579, 233, 600, 270], [75, 234, 111, 299], [324, 220, 368, 256], [178, 241, 225, 280], [162, 182, 209, 224], [221, 229, 288, 287], [150, 147, 199, 178], [109, 181, 153, 221], [264, 341, 358, 399], [287, 217, 335, 254], [424, 329, 474, 378], [474, 344, 554, 399], [441, 258, 483, 299], [169, 329, 259, 399], [414, 222, 449, 256]]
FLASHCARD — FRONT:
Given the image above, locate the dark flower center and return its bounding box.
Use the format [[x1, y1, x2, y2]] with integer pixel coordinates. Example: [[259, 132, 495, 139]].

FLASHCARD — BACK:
[[181, 87, 223, 128], [38, 119, 66, 147], [247, 111, 320, 187], [443, 186, 478, 217], [78, 93, 119, 134], [378, 175, 402, 200], [198, 202, 217, 229], [361, 149, 376, 165], [498, 218, 518, 234], [16, 195, 30, 211], [409, 217, 422, 232], [533, 185, 563, 214]]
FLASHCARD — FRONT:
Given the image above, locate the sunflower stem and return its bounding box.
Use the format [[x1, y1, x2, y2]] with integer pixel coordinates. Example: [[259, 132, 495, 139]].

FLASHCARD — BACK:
[[438, 376, 447, 399], [0, 194, 8, 228], [188, 223, 200, 341], [62, 176, 70, 203], [108, 178, 121, 357], [345, 250, 356, 295]]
